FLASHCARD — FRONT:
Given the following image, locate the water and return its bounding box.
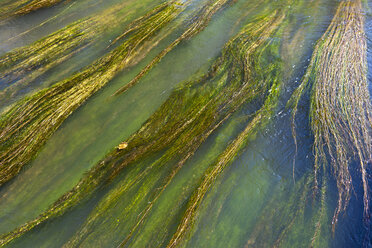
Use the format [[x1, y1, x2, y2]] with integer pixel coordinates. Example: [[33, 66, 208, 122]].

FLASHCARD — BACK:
[[0, 0, 371, 247]]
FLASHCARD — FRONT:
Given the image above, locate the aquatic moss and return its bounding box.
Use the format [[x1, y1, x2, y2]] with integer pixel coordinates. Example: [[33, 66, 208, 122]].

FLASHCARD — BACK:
[[0, 1, 183, 187], [288, 0, 372, 229]]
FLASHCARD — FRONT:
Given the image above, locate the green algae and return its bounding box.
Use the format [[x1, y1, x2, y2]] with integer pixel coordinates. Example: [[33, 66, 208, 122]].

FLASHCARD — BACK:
[[0, 0, 235, 188], [165, 4, 304, 245]]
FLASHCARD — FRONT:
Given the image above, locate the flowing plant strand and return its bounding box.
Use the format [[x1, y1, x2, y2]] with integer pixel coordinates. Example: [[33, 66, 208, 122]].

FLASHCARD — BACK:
[[0, 6, 285, 247], [0, 1, 161, 109], [3, 1, 77, 44], [241, 2, 330, 245], [0, 1, 184, 187], [244, 169, 329, 248], [166, 10, 287, 247], [0, 0, 71, 19], [113, 0, 232, 96], [245, 176, 312, 247], [65, 3, 290, 247], [288, 0, 372, 230], [65, 8, 283, 248]]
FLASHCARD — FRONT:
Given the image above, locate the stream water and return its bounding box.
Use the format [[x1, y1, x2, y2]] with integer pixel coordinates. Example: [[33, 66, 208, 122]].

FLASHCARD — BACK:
[[0, 0, 371, 247]]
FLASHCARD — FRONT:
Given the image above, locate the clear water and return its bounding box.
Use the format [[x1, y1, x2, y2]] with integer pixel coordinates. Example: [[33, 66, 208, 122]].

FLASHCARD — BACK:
[[0, 0, 371, 247]]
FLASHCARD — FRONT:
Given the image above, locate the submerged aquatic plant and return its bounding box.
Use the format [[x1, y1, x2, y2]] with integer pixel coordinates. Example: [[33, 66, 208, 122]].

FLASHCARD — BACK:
[[167, 9, 289, 248], [0, 0, 70, 19], [0, 2, 286, 246], [0, 1, 184, 187], [0, 0, 237, 187], [0, 1, 163, 109], [0, 0, 370, 246], [113, 0, 233, 96], [289, 0, 372, 229]]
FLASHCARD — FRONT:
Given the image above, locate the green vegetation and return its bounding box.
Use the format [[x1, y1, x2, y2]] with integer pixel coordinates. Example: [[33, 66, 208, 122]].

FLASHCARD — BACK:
[[113, 0, 232, 96], [0, 1, 184, 187], [289, 0, 372, 230], [0, 0, 370, 247], [0, 1, 286, 246], [0, 1, 168, 110], [0, 0, 70, 19]]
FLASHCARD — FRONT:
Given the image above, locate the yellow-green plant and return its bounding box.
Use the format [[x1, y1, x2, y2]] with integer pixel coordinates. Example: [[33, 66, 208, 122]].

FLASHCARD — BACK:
[[0, 0, 70, 19], [113, 0, 233, 96], [0, 2, 286, 246], [289, 0, 372, 230], [167, 9, 287, 247], [0, 1, 162, 109], [0, 0, 237, 187], [0, 1, 184, 187]]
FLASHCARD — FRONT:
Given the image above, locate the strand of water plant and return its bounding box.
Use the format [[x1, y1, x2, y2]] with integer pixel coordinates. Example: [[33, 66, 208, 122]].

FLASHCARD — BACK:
[[310, 167, 329, 248], [166, 11, 287, 247], [166, 0, 325, 244], [65, 11, 279, 246], [0, 2, 284, 246], [288, 0, 372, 229], [3, 1, 77, 44], [66, 109, 254, 247], [0, 1, 184, 188], [65, 6, 284, 248], [0, 0, 72, 19], [113, 0, 233, 96], [0, 0, 165, 110]]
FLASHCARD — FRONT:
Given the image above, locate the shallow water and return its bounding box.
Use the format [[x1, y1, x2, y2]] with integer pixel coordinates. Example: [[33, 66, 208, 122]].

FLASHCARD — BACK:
[[0, 0, 371, 247]]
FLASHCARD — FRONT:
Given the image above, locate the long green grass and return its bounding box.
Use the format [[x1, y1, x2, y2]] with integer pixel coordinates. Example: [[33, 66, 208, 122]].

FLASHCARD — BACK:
[[0, 1, 184, 187], [289, 0, 372, 230]]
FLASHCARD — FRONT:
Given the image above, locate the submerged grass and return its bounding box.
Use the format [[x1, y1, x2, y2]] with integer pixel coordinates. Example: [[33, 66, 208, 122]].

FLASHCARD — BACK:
[[0, 1, 287, 246], [289, 0, 372, 229], [167, 9, 287, 247], [0, 0, 370, 246], [0, 0, 160, 110], [0, 1, 184, 187], [0, 0, 70, 19], [113, 0, 233, 96]]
